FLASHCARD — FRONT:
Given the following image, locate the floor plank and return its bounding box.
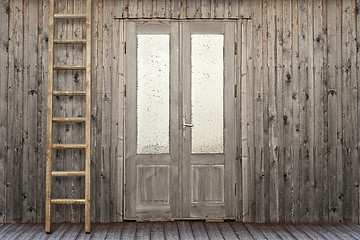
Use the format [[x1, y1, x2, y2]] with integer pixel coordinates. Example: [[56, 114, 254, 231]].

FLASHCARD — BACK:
[[217, 222, 239, 240], [105, 223, 124, 239], [177, 221, 194, 240], [268, 224, 296, 240], [229, 222, 253, 240], [204, 222, 224, 240], [191, 222, 209, 240], [244, 223, 266, 240], [29, 225, 50, 240], [17, 224, 41, 240], [282, 224, 314, 240], [322, 224, 355, 240], [164, 221, 180, 240], [150, 222, 165, 240], [340, 224, 360, 239], [255, 224, 282, 240], [47, 223, 71, 240], [89, 223, 110, 239], [135, 222, 150, 240], [298, 224, 327, 240], [2, 224, 28, 240], [120, 222, 137, 239], [0, 224, 13, 236], [0, 222, 359, 239], [59, 224, 82, 239]]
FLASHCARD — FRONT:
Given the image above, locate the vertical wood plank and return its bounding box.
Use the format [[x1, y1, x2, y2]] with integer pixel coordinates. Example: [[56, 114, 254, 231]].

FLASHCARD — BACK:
[[229, 0, 238, 19], [165, 0, 171, 18], [100, 0, 113, 222], [275, 0, 285, 223], [240, 19, 250, 222], [291, 0, 301, 223], [123, 0, 129, 18], [7, 0, 24, 223], [179, 0, 186, 19], [111, 19, 123, 222], [200, 0, 211, 18], [186, 0, 196, 18], [137, 0, 143, 18], [342, 0, 358, 223], [143, 0, 152, 18], [0, 0, 9, 223], [267, 0, 279, 223], [335, 0, 343, 223], [38, 0, 49, 224], [282, 0, 293, 223], [92, 0, 102, 222], [313, 0, 325, 223], [298, 0, 310, 223], [22, 0, 39, 223], [262, 0, 270, 223], [156, 0, 166, 18], [171, 0, 180, 18], [214, 0, 224, 18], [247, 13, 255, 222], [252, 0, 264, 223], [327, 0, 338, 223], [129, 0, 138, 18], [64, 0, 74, 223], [114, 0, 123, 18], [321, 0, 329, 223], [307, 0, 315, 223], [236, 19, 242, 221]]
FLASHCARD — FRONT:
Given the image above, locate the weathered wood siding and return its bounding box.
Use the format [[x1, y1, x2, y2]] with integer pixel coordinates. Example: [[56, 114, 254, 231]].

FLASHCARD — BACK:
[[0, 0, 359, 224]]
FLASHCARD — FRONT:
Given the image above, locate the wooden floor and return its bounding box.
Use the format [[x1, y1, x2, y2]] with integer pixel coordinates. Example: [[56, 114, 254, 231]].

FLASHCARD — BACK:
[[0, 222, 359, 239]]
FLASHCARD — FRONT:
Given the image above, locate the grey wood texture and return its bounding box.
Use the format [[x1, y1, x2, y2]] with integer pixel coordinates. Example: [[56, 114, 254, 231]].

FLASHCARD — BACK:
[[0, 222, 358, 239], [0, 0, 360, 224]]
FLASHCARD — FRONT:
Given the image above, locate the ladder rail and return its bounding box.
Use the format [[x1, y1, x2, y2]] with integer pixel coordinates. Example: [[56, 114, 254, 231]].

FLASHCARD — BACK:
[[45, 0, 54, 234], [85, 0, 92, 233], [45, 0, 91, 234]]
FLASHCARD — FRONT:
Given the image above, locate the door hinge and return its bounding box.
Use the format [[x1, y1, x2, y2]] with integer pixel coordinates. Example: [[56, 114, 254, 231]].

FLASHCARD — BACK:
[[124, 84, 127, 97], [235, 183, 237, 196], [234, 85, 237, 98], [235, 42, 237, 55], [124, 42, 127, 54]]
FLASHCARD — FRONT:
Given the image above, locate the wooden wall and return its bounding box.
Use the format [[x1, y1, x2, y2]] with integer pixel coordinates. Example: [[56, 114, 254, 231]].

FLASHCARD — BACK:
[[0, 0, 359, 224]]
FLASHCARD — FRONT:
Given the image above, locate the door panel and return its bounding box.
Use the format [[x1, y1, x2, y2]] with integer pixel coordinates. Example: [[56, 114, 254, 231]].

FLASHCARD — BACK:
[[182, 22, 236, 218], [125, 21, 180, 219], [125, 21, 235, 220]]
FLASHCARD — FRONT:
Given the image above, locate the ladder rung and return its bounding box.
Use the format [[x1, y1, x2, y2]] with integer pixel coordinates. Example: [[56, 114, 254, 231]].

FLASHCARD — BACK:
[[54, 14, 87, 19], [54, 39, 86, 44], [52, 144, 86, 149], [52, 171, 86, 177], [54, 65, 86, 70], [51, 199, 86, 205], [53, 91, 86, 96], [53, 117, 86, 123]]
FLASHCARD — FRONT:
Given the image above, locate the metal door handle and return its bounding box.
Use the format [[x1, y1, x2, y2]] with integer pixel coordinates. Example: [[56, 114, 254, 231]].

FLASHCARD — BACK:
[[183, 117, 194, 138]]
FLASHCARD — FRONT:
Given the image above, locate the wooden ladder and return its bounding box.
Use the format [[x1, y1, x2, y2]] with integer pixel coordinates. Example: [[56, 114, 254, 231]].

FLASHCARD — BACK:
[[45, 0, 91, 233]]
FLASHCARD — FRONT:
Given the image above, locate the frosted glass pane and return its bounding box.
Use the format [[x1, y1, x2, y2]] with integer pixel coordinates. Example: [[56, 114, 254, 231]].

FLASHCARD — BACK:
[[137, 35, 170, 154], [191, 35, 224, 154]]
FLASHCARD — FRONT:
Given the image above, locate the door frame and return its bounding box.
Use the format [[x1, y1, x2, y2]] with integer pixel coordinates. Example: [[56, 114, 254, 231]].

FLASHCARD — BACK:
[[122, 19, 239, 221]]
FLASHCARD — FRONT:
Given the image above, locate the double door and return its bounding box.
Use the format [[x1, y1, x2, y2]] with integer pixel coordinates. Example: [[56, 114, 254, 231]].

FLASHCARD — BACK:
[[125, 21, 236, 220]]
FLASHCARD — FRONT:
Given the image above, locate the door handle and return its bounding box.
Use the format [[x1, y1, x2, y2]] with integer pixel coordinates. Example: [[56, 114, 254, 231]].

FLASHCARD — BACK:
[[183, 117, 194, 138]]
